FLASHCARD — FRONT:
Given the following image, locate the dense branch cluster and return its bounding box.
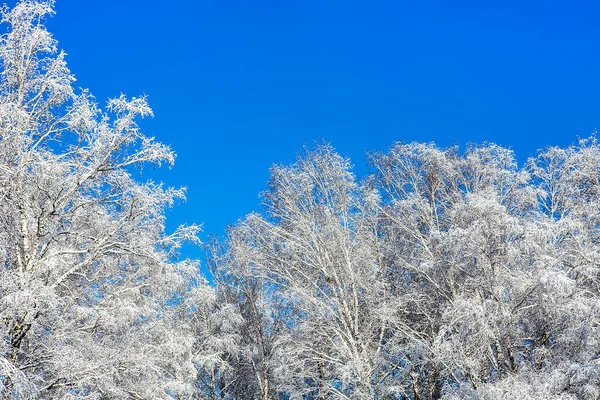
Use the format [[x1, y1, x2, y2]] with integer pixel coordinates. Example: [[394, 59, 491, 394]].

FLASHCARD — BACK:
[[207, 140, 600, 399], [1, 1, 599, 399], [0, 1, 206, 398]]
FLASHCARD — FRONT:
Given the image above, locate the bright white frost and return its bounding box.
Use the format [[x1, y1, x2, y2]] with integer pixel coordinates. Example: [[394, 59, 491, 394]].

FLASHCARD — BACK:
[[0, 1, 209, 398], [209, 140, 600, 399], [2, 1, 600, 399]]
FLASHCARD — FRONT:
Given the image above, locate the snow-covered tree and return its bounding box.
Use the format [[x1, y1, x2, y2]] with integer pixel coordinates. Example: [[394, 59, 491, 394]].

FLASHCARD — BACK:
[[2, 1, 600, 399], [0, 1, 207, 398], [214, 140, 600, 399], [370, 140, 600, 399], [216, 147, 418, 399], [204, 236, 286, 400]]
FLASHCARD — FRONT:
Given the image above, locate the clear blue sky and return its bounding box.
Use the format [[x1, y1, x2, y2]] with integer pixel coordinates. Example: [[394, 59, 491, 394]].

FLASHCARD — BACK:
[[34, 0, 600, 258]]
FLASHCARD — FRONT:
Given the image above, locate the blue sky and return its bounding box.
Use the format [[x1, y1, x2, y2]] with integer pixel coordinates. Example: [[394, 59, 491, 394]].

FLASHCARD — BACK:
[[37, 0, 600, 257]]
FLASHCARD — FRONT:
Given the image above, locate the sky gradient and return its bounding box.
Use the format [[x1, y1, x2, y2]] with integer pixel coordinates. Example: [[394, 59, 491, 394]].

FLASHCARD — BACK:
[[30, 0, 600, 259]]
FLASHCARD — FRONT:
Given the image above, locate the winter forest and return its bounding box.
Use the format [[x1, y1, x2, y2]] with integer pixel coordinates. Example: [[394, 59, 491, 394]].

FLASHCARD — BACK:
[[1, 1, 600, 399]]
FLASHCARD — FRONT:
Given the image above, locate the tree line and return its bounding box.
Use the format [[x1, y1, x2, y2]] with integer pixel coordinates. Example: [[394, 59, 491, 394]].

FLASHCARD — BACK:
[[0, 1, 599, 399]]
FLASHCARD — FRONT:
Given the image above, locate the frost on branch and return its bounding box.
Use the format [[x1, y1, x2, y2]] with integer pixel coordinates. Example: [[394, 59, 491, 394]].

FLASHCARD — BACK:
[[0, 1, 208, 398], [209, 140, 600, 399], [2, 0, 600, 399]]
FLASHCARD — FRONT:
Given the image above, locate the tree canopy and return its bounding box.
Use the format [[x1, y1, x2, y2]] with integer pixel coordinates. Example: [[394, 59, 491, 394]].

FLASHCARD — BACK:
[[1, 1, 599, 399]]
